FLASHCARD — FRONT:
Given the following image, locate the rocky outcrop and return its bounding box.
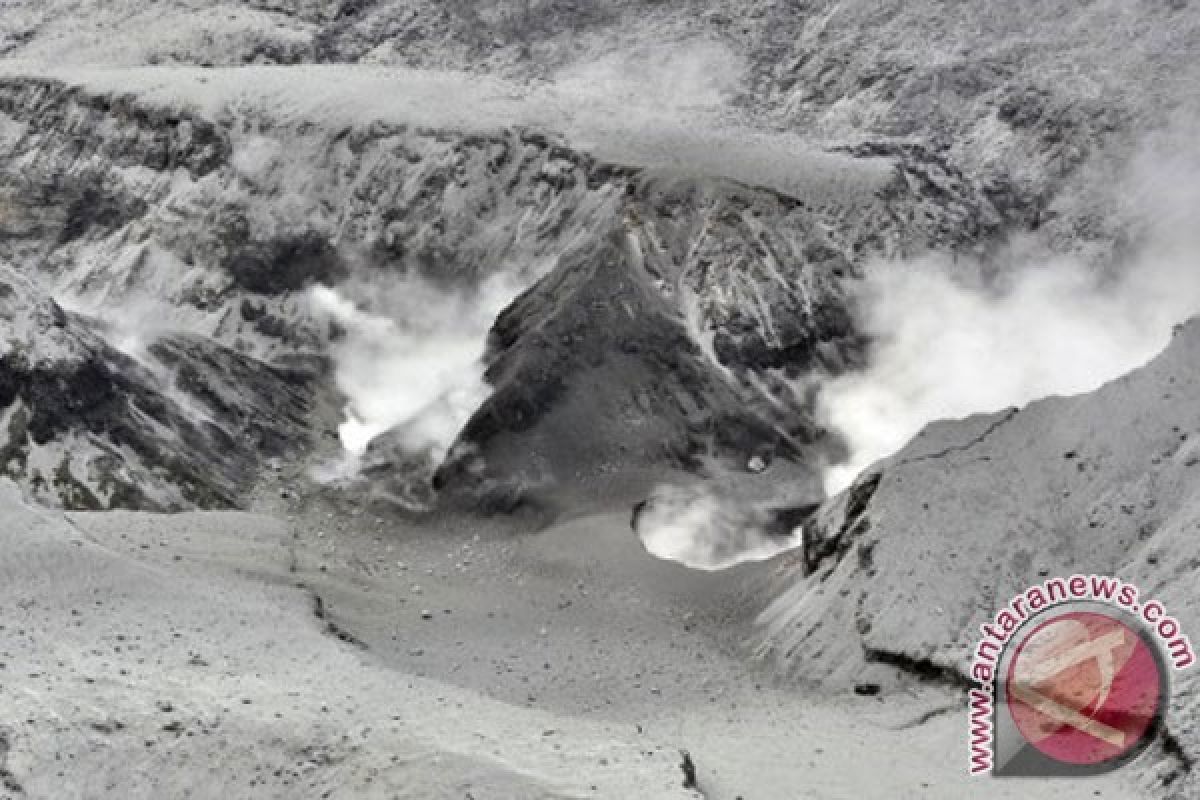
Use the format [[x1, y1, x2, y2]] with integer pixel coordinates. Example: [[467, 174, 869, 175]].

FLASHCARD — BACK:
[[0, 265, 316, 509], [1, 0, 1191, 510], [437, 178, 864, 504], [0, 66, 1016, 509], [756, 319, 1200, 795], [0, 77, 629, 361], [0, 76, 231, 177], [0, 76, 636, 506], [5, 2, 1190, 250]]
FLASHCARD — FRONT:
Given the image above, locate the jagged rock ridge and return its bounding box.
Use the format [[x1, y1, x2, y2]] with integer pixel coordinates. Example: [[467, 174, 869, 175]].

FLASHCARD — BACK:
[[0, 67, 1016, 508]]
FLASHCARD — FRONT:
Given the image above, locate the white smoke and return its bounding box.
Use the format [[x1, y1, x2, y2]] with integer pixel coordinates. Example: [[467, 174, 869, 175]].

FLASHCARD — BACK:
[[821, 129, 1200, 494], [550, 39, 744, 116], [634, 484, 802, 571], [308, 272, 523, 462], [297, 40, 749, 483]]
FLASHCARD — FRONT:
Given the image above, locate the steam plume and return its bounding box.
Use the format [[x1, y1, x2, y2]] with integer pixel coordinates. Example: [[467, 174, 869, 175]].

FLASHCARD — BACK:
[[821, 130, 1200, 493], [307, 273, 521, 461], [633, 484, 805, 571]]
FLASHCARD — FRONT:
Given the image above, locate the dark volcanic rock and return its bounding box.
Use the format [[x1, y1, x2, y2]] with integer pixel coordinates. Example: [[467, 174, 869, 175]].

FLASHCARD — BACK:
[[222, 228, 347, 294], [438, 209, 841, 504], [0, 58, 1124, 513], [148, 333, 318, 458], [56, 185, 149, 246], [0, 264, 316, 510], [0, 76, 231, 178]]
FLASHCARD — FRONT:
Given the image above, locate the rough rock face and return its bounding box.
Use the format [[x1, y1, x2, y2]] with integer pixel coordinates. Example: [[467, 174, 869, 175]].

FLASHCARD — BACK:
[[438, 179, 864, 503], [1, 4, 1197, 511], [0, 76, 625, 361], [5, 2, 1194, 241], [0, 63, 1014, 509], [757, 318, 1200, 795], [435, 143, 1031, 503], [0, 74, 629, 505], [0, 264, 314, 509]]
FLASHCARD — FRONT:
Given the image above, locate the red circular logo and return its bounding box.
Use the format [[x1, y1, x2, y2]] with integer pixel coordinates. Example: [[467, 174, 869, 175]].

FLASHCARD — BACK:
[[1006, 610, 1163, 766]]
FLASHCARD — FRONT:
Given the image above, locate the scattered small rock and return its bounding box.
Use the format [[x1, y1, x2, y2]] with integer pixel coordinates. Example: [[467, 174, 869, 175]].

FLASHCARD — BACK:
[[88, 719, 125, 734], [680, 750, 698, 789]]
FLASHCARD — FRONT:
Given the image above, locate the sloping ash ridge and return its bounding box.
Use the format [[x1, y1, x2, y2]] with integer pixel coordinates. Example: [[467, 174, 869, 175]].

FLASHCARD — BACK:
[[757, 318, 1200, 795]]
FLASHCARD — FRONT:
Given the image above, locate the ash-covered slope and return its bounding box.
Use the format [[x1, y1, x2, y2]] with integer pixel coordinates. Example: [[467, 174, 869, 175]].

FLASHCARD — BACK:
[[0, 263, 314, 509], [0, 62, 1002, 509], [436, 177, 867, 503], [438, 147, 999, 497], [757, 318, 1200, 794], [7, 0, 1199, 274], [6, 1, 1197, 231], [0, 483, 698, 799], [0, 3, 1197, 512], [0, 70, 636, 506]]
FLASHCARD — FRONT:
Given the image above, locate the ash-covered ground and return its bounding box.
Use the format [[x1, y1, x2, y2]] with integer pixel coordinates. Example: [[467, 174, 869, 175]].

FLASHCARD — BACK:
[[1, 2, 1199, 798]]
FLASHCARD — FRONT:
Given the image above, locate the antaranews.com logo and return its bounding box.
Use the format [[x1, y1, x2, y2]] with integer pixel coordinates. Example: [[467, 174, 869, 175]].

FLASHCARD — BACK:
[[967, 574, 1195, 776]]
